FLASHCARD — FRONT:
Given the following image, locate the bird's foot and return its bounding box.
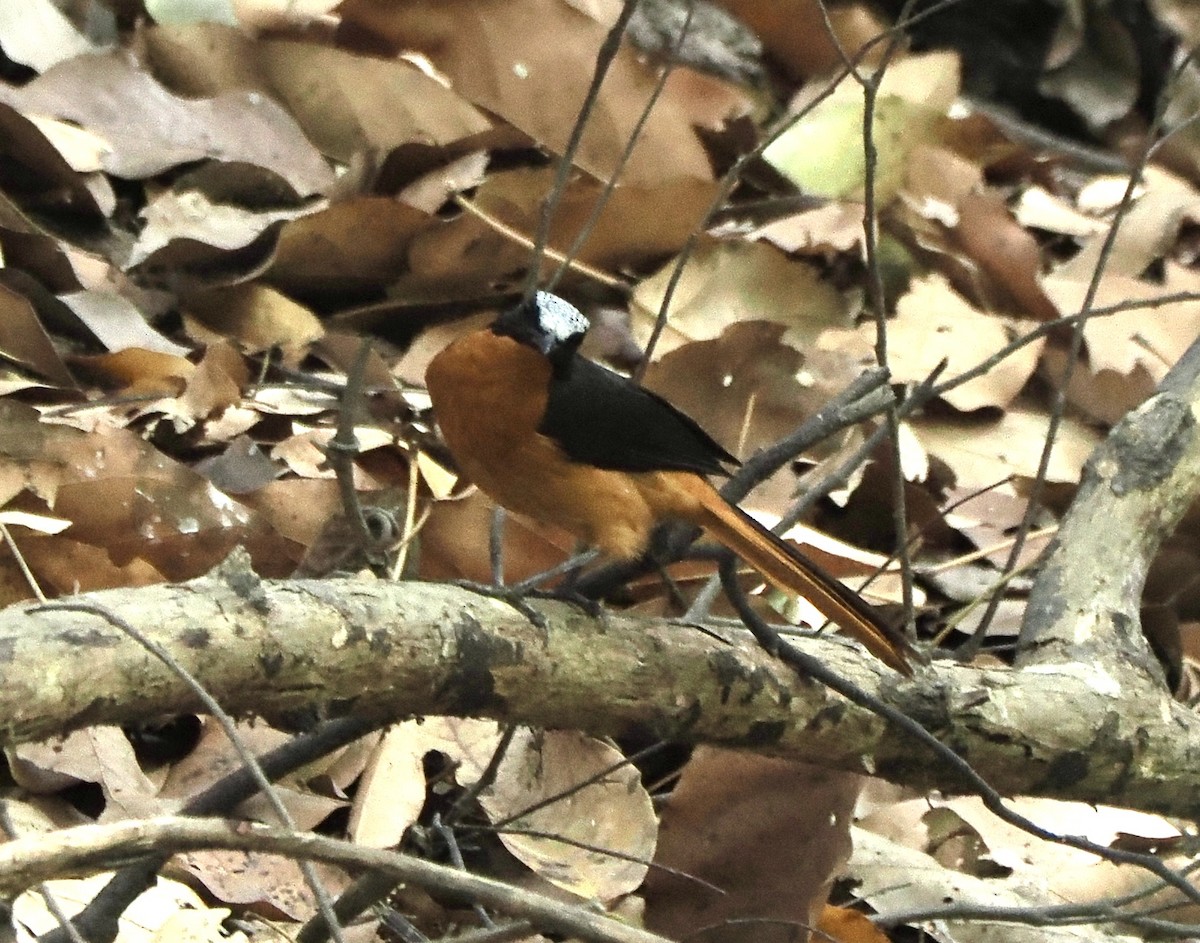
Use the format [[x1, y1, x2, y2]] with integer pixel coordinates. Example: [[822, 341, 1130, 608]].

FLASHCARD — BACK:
[[451, 580, 608, 631], [523, 586, 607, 625], [451, 580, 551, 630]]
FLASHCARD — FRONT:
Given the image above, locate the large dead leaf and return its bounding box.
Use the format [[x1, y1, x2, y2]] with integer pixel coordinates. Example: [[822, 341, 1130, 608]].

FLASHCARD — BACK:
[[145, 25, 493, 161], [910, 407, 1102, 490], [468, 166, 718, 274], [0, 0, 95, 73], [866, 274, 1043, 411], [0, 282, 76, 387], [479, 728, 657, 902], [58, 290, 191, 357], [632, 239, 853, 357], [0, 399, 293, 584], [1059, 167, 1200, 282], [265, 197, 432, 295], [171, 850, 350, 921], [259, 39, 494, 160], [646, 748, 860, 943], [846, 827, 1143, 943], [349, 717, 504, 849], [0, 50, 333, 193], [764, 51, 960, 202], [127, 188, 313, 270], [13, 873, 245, 943], [337, 0, 713, 185], [8, 726, 159, 821]]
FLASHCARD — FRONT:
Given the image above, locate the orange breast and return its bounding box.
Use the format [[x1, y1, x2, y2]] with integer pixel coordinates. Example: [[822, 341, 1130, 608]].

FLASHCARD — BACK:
[[425, 330, 700, 559]]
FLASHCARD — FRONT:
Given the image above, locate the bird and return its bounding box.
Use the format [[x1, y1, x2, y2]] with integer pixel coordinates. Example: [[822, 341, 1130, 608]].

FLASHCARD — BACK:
[[424, 291, 914, 674]]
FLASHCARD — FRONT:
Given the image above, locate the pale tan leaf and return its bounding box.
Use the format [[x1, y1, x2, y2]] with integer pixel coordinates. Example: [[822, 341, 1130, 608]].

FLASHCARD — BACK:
[[481, 729, 656, 902]]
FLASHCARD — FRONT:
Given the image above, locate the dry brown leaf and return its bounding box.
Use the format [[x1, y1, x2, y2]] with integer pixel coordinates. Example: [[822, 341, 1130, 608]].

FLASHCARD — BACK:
[[182, 283, 324, 354], [755, 201, 865, 254], [868, 274, 1042, 411], [143, 21, 265, 97], [12, 873, 241, 943], [178, 341, 250, 422], [172, 849, 350, 920], [128, 188, 311, 270], [718, 0, 888, 80], [400, 150, 491, 214], [944, 795, 1179, 877], [847, 827, 1144, 943], [0, 0, 94, 73], [258, 40, 493, 161], [0, 51, 333, 193], [8, 727, 160, 821], [480, 728, 656, 902], [13, 536, 168, 594], [71, 348, 194, 398], [941, 484, 1051, 568], [900, 145, 1057, 320], [1040, 344, 1151, 426], [236, 478, 342, 550], [1046, 263, 1200, 378], [158, 720, 289, 806], [349, 718, 505, 848], [910, 407, 1101, 489], [646, 748, 860, 942], [338, 0, 713, 186], [956, 190, 1058, 321], [266, 197, 431, 295], [1060, 167, 1200, 282], [3, 399, 292, 583], [1014, 185, 1108, 237], [271, 424, 393, 481], [1040, 260, 1200, 423], [419, 487, 574, 584], [348, 724, 436, 849], [0, 103, 115, 217], [0, 282, 75, 387], [469, 166, 718, 273], [195, 436, 281, 495], [58, 290, 191, 357], [632, 239, 852, 357]]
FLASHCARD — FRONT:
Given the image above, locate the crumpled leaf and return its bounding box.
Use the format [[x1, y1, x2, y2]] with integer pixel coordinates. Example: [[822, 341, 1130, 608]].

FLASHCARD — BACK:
[[0, 50, 334, 193], [480, 728, 656, 902], [338, 0, 713, 185]]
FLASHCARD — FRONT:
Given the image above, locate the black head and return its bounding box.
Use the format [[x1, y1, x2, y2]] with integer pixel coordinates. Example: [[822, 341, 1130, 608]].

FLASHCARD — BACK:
[[492, 291, 589, 368]]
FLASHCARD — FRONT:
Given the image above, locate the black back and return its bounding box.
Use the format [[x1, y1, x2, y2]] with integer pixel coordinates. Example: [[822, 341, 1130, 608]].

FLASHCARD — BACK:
[[540, 353, 738, 476]]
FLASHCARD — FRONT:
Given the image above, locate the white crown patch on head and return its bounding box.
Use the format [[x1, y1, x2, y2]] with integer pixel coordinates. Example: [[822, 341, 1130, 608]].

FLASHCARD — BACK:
[[534, 291, 589, 344]]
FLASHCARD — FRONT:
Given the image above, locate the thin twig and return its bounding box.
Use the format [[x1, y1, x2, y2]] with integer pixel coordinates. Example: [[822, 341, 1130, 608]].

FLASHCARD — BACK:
[[522, 0, 643, 301], [546, 0, 697, 293]]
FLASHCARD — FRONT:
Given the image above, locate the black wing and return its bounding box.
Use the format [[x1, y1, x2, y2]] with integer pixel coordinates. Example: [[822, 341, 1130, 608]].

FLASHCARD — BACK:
[[539, 354, 738, 476]]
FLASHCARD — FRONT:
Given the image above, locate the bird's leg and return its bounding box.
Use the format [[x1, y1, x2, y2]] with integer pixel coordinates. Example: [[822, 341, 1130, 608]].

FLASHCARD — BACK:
[[514, 547, 607, 623]]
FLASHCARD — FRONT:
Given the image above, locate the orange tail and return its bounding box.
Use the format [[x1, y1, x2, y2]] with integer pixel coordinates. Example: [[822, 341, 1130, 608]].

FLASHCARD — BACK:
[[684, 480, 914, 675]]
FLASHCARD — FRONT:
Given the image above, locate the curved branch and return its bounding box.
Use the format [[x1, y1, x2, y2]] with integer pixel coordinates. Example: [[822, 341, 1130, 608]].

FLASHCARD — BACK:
[[0, 815, 671, 943], [1020, 334, 1200, 688]]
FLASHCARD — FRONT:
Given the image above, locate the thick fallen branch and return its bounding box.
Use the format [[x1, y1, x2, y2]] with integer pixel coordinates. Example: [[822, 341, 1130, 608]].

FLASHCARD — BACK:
[[3, 556, 1199, 819]]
